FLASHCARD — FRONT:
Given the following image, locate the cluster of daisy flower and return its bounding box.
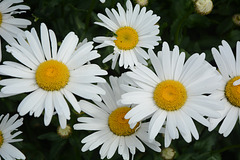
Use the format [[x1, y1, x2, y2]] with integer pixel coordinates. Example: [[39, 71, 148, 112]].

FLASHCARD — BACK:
[[0, 0, 239, 159]]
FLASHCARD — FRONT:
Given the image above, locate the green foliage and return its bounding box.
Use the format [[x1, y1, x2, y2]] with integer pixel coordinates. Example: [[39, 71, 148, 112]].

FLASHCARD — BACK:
[[1, 0, 240, 159]]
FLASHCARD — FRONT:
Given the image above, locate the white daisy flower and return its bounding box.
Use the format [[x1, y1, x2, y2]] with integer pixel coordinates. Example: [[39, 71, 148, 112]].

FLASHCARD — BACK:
[[93, 0, 161, 69], [73, 76, 161, 160], [0, 0, 31, 61], [0, 23, 107, 129], [0, 114, 25, 160], [208, 40, 240, 137], [121, 42, 223, 147]]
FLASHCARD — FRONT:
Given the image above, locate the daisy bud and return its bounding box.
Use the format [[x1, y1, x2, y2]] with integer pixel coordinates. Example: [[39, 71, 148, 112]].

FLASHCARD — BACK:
[[232, 14, 240, 26], [57, 125, 72, 138], [135, 0, 148, 6], [161, 147, 176, 160], [195, 0, 213, 15]]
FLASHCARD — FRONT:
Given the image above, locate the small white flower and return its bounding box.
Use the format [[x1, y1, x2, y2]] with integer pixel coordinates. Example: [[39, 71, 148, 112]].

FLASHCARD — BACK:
[[121, 42, 223, 147], [0, 0, 31, 61], [0, 114, 25, 160], [0, 23, 107, 129], [208, 40, 240, 137], [94, 0, 161, 69], [74, 76, 161, 160]]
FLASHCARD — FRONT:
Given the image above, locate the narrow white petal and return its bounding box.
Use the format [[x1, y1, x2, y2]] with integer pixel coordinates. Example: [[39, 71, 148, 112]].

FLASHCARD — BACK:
[[236, 41, 240, 75], [89, 132, 113, 151], [61, 89, 81, 113], [66, 83, 105, 102], [212, 47, 229, 80], [58, 114, 67, 129], [17, 89, 45, 116], [44, 92, 54, 126], [78, 100, 109, 120], [208, 101, 231, 131], [149, 109, 167, 140], [219, 106, 238, 137], [1, 143, 25, 159], [57, 32, 78, 63], [100, 135, 114, 159], [107, 136, 120, 159], [49, 29, 57, 59], [25, 31, 45, 63], [220, 40, 236, 76], [40, 23, 51, 60], [149, 49, 165, 81], [166, 112, 177, 139], [52, 91, 70, 120], [0, 28, 17, 44], [182, 106, 209, 127]]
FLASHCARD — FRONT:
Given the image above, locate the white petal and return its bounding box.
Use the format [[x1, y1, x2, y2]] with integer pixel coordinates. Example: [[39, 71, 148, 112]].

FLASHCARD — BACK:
[[219, 106, 238, 137], [17, 89, 46, 116], [61, 89, 81, 113], [236, 41, 240, 75], [0, 27, 17, 44], [1, 143, 25, 159], [52, 91, 70, 120], [149, 49, 165, 81], [58, 114, 67, 129], [44, 92, 54, 126], [149, 109, 167, 140], [166, 112, 177, 139], [66, 83, 105, 102], [25, 31, 45, 63], [49, 29, 57, 59], [40, 23, 51, 60], [57, 32, 78, 63], [1, 79, 37, 94], [107, 136, 120, 159], [182, 106, 209, 127], [78, 100, 109, 120]]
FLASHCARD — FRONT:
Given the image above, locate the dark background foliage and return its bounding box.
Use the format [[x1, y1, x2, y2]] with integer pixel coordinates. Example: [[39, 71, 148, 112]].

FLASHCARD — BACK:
[[1, 0, 240, 159]]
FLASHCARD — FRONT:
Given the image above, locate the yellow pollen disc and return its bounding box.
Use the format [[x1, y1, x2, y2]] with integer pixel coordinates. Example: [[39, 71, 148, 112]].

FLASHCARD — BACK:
[[108, 107, 140, 136], [114, 26, 139, 50], [0, 12, 2, 26], [35, 60, 70, 91], [0, 131, 3, 148], [225, 76, 240, 107], [153, 80, 187, 111]]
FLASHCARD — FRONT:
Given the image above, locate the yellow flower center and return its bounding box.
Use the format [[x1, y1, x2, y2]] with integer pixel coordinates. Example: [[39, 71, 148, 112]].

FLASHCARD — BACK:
[[225, 76, 240, 107], [108, 107, 140, 136], [0, 12, 2, 26], [0, 131, 3, 148], [114, 26, 139, 50], [153, 80, 187, 111], [35, 60, 70, 91]]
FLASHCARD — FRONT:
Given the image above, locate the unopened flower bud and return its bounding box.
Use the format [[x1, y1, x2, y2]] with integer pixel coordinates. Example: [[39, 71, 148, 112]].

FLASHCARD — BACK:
[[57, 125, 72, 138], [232, 14, 240, 26], [161, 147, 176, 160], [195, 0, 213, 15], [135, 0, 148, 6]]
